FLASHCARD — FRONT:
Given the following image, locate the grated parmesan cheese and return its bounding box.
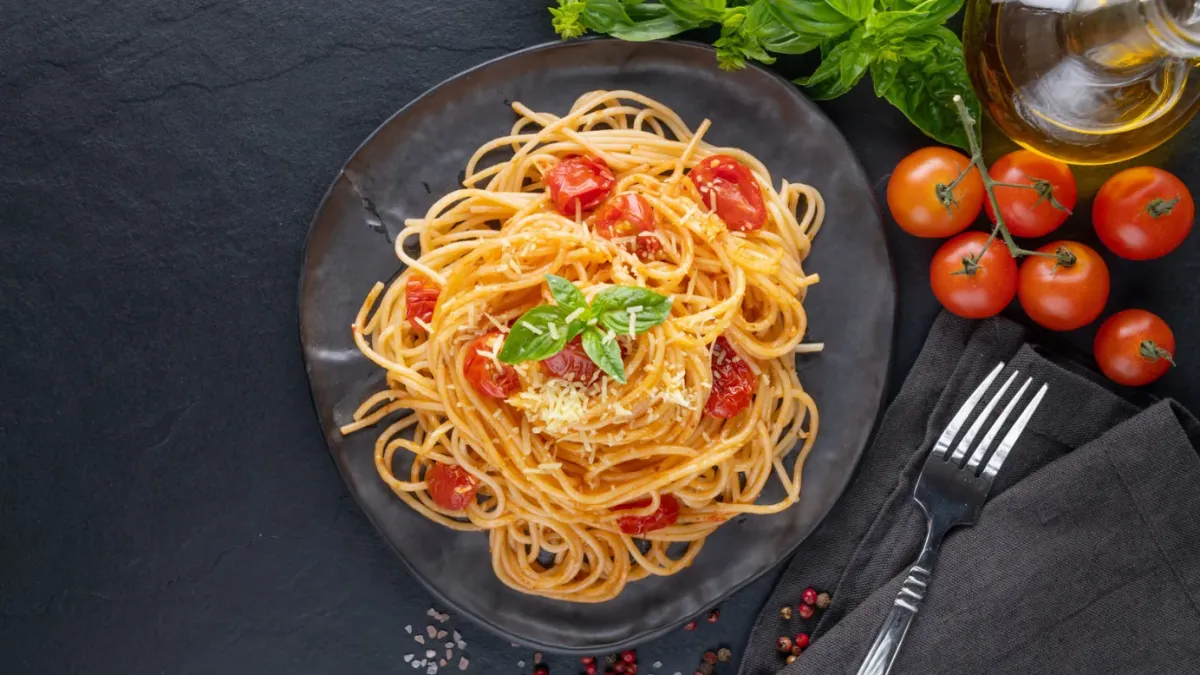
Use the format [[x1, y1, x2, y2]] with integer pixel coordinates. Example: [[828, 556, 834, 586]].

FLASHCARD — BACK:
[[547, 323, 560, 340], [413, 317, 434, 333], [526, 324, 544, 336], [564, 308, 585, 324], [507, 377, 590, 436], [795, 342, 825, 353]]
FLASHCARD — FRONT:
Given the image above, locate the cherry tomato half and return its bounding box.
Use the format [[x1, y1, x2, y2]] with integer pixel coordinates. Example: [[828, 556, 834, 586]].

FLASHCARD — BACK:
[[930, 231, 1018, 319], [426, 462, 479, 512], [545, 155, 615, 216], [614, 494, 680, 535], [1093, 167, 1195, 260], [539, 336, 599, 383], [405, 274, 440, 331], [887, 147, 984, 238], [689, 154, 767, 232], [985, 150, 1077, 238], [593, 192, 662, 260], [1018, 241, 1110, 331], [463, 331, 520, 399], [705, 336, 756, 419], [1094, 309, 1176, 386]]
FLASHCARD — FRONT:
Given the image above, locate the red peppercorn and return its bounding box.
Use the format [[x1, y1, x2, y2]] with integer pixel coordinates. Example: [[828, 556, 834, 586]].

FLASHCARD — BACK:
[[707, 609, 720, 623], [790, 645, 801, 657], [582, 658, 596, 665], [684, 621, 697, 631], [614, 664, 626, 674], [586, 665, 598, 675], [535, 666, 550, 675], [795, 633, 810, 650], [801, 588, 818, 606], [797, 604, 815, 620], [694, 671, 705, 675], [628, 665, 638, 675], [621, 652, 636, 664], [703, 652, 717, 665], [775, 636, 793, 653]]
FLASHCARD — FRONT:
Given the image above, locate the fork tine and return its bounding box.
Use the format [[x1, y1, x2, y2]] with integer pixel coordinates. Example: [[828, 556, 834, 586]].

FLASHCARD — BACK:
[[965, 377, 1032, 472], [930, 362, 1005, 460], [980, 383, 1049, 481], [948, 370, 1018, 464]]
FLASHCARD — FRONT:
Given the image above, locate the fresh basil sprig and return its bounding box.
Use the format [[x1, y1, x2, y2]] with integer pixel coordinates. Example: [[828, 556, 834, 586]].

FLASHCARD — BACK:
[[497, 274, 672, 383], [547, 0, 979, 149]]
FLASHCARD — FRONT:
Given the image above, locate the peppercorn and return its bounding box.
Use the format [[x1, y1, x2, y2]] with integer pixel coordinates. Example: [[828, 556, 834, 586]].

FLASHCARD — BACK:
[[535, 653, 544, 665], [582, 658, 596, 665], [707, 609, 720, 623], [785, 655, 797, 666], [816, 592, 831, 609], [614, 663, 626, 674], [797, 604, 815, 620], [698, 663, 714, 675], [621, 652, 636, 664], [586, 665, 598, 675], [776, 636, 793, 653], [535, 665, 550, 675], [794, 633, 810, 650], [628, 666, 637, 675], [717, 648, 732, 663], [702, 652, 717, 665], [801, 588, 818, 606], [684, 621, 697, 631], [606, 655, 619, 667], [779, 605, 793, 620], [790, 645, 801, 657]]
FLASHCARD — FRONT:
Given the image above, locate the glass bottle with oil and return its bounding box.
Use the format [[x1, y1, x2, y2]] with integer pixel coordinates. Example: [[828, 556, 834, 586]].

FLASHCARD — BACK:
[[964, 0, 1200, 164]]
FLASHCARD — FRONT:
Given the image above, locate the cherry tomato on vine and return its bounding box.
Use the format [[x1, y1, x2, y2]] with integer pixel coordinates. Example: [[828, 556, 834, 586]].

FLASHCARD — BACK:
[[593, 192, 662, 260], [1017, 241, 1110, 331], [462, 331, 520, 398], [426, 463, 479, 512], [887, 147, 984, 238], [613, 494, 680, 535], [689, 154, 767, 232], [1094, 309, 1176, 386], [1093, 167, 1195, 260], [545, 155, 615, 216], [985, 150, 1077, 238], [930, 231, 1018, 319]]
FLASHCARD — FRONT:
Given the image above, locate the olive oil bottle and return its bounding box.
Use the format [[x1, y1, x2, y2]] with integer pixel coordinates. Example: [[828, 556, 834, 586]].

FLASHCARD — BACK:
[[964, 0, 1200, 164]]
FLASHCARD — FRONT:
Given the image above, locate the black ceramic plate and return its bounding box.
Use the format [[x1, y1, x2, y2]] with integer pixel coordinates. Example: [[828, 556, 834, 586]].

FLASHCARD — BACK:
[[299, 39, 894, 652]]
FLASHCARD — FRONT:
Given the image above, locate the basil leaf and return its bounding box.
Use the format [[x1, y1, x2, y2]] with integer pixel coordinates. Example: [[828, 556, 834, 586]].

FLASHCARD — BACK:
[[870, 58, 900, 98], [880, 28, 979, 150], [609, 15, 699, 40], [714, 7, 777, 70], [826, 0, 872, 21], [582, 327, 627, 383], [591, 286, 673, 335], [545, 274, 588, 314], [498, 306, 571, 364], [766, 0, 857, 45], [878, 0, 962, 25], [661, 0, 726, 23], [795, 28, 872, 100], [865, 0, 959, 38], [576, 0, 635, 32]]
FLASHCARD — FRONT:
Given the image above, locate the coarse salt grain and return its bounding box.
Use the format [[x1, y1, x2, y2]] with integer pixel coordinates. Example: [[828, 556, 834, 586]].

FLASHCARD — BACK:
[[459, 658, 470, 671], [427, 665, 438, 675], [426, 650, 436, 659], [445, 643, 455, 649], [404, 655, 414, 663], [415, 636, 426, 645], [405, 625, 413, 634], [453, 631, 462, 642], [426, 609, 437, 618], [427, 626, 437, 638], [654, 663, 662, 669], [517, 662, 525, 667], [440, 660, 448, 667], [446, 649, 453, 660]]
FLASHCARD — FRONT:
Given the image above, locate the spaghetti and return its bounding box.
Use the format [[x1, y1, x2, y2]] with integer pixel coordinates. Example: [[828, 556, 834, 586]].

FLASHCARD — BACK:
[[341, 90, 823, 602]]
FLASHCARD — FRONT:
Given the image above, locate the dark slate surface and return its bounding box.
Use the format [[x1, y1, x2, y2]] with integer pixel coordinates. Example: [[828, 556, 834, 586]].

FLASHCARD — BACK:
[[3, 1, 1198, 673]]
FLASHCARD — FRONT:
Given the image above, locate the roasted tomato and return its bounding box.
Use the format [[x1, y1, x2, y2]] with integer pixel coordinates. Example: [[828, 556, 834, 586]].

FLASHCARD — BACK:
[[405, 274, 440, 331], [545, 155, 615, 216], [689, 154, 767, 232], [426, 462, 479, 511], [594, 192, 662, 260], [705, 336, 756, 418], [613, 494, 680, 535], [463, 331, 520, 398], [540, 336, 599, 382]]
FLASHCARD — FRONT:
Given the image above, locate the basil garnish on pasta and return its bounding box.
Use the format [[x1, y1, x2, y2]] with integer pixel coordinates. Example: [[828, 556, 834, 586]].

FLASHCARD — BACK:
[[498, 274, 672, 382]]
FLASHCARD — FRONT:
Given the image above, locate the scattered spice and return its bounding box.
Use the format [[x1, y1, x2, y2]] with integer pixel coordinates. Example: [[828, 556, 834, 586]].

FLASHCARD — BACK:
[[653, 663, 662, 669], [535, 653, 544, 665], [698, 663, 714, 675], [716, 649, 732, 663], [795, 634, 810, 650], [702, 652, 717, 665], [415, 636, 426, 645], [789, 645, 801, 657], [615, 663, 627, 674], [622, 651, 637, 664], [535, 665, 550, 675], [427, 626, 438, 639], [585, 665, 598, 675], [785, 655, 797, 666], [406, 625, 414, 634], [797, 604, 815, 620], [779, 606, 793, 620], [582, 658, 596, 665], [606, 655, 619, 667], [776, 636, 793, 653], [706, 609, 720, 624], [684, 621, 697, 631], [801, 588, 818, 606], [459, 658, 469, 671], [816, 592, 831, 609]]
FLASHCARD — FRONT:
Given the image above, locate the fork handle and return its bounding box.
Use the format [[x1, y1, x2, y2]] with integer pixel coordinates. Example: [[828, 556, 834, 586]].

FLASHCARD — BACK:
[[854, 545, 941, 675]]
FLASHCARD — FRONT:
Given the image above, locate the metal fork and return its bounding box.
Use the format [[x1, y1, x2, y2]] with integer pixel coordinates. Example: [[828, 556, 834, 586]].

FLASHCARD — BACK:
[[855, 362, 1048, 675]]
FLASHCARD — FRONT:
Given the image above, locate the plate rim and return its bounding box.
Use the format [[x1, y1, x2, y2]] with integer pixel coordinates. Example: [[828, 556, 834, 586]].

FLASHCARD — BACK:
[[297, 37, 897, 653]]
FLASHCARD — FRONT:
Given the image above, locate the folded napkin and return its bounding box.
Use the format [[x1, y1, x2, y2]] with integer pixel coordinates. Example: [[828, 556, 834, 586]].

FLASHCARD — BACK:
[[740, 313, 1200, 675]]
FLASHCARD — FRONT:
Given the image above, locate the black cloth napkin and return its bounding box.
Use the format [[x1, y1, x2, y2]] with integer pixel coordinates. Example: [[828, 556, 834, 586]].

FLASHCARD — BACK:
[[740, 313, 1200, 675]]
